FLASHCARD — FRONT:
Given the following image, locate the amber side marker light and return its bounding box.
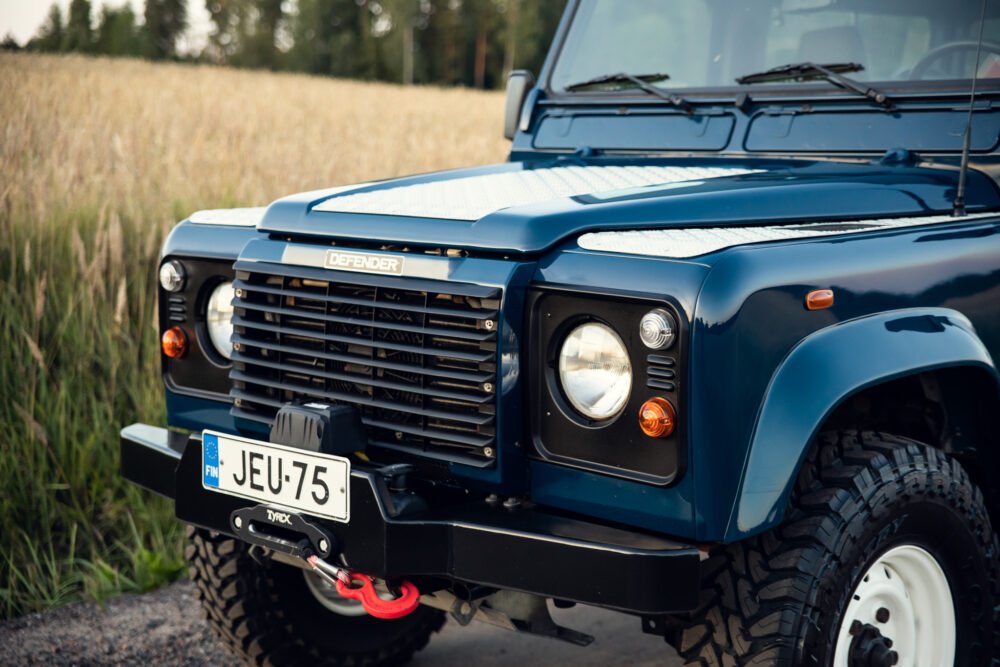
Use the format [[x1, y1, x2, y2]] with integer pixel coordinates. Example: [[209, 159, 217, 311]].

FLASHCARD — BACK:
[[639, 397, 676, 438], [806, 289, 835, 311], [162, 326, 188, 359]]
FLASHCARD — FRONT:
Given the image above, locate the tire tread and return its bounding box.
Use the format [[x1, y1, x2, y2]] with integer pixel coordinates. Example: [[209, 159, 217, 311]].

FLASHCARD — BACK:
[[186, 527, 444, 666], [675, 430, 1000, 666]]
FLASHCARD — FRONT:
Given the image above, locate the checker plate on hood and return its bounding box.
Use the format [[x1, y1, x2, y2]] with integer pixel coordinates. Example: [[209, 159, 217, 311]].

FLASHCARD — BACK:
[[312, 165, 759, 221]]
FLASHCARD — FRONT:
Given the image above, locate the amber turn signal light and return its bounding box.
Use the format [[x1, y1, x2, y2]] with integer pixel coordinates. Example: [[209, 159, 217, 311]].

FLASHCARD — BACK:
[[805, 289, 835, 311], [161, 326, 188, 359], [639, 397, 676, 438]]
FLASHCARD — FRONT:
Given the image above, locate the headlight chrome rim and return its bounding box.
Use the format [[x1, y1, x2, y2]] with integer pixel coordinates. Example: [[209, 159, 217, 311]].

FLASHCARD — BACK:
[[557, 321, 633, 423], [205, 281, 235, 361]]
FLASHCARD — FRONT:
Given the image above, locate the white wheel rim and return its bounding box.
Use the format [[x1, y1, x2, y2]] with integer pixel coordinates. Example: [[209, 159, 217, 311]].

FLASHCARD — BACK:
[[303, 570, 368, 617], [833, 545, 955, 667]]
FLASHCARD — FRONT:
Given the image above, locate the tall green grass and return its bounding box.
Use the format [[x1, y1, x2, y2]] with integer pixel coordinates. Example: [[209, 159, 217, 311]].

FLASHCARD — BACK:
[[0, 206, 186, 617], [0, 53, 505, 617]]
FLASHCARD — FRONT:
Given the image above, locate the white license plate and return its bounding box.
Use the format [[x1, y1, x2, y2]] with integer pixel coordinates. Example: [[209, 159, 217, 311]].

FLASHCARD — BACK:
[[201, 430, 350, 523]]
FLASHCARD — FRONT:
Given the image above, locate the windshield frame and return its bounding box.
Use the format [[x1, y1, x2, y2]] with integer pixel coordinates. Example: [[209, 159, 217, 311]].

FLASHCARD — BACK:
[[543, 0, 1000, 104]]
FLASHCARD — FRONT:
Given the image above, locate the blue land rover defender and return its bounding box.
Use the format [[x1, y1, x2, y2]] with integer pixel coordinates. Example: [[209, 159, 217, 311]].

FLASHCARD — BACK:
[[121, 1, 1000, 664]]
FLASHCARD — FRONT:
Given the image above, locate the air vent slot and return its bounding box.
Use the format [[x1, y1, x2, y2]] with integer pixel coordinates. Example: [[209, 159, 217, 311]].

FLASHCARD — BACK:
[[647, 354, 676, 392], [167, 295, 186, 323]]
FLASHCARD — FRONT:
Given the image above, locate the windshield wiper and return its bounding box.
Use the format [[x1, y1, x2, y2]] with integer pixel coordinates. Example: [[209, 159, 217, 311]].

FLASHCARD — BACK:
[[736, 62, 894, 110], [564, 72, 694, 114]]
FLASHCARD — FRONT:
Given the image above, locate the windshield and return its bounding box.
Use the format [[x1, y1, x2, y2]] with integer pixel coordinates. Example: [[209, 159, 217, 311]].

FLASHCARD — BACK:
[[551, 0, 1000, 93]]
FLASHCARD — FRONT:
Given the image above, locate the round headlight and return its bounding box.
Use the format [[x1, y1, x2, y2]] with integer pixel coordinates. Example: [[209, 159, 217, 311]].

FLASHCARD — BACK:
[[206, 282, 235, 360], [159, 260, 186, 293], [558, 322, 632, 421], [639, 308, 676, 350]]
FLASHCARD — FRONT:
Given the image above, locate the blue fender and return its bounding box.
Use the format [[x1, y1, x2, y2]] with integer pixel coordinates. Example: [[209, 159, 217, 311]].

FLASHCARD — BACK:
[[726, 307, 1000, 541]]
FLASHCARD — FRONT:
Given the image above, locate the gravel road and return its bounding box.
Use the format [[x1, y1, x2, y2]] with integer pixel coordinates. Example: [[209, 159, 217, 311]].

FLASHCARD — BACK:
[[0, 581, 683, 666]]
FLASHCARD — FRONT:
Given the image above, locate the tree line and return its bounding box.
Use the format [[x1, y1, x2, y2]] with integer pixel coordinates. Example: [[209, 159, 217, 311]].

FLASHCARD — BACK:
[[6, 0, 567, 89]]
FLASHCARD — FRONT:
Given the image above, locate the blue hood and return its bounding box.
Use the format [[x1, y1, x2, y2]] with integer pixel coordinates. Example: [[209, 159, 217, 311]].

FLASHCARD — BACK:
[[256, 158, 1000, 255]]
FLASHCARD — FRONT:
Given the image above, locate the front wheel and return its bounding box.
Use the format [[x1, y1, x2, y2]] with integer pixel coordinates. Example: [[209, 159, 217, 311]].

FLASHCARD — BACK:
[[186, 527, 445, 666], [834, 543, 955, 666], [676, 431, 1000, 666]]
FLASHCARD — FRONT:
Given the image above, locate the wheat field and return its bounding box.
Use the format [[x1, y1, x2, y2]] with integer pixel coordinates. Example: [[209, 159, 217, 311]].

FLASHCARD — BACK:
[[0, 52, 507, 617]]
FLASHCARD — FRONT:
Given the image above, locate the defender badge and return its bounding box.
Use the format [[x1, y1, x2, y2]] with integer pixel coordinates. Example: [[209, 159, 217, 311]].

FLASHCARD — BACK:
[[325, 249, 404, 276]]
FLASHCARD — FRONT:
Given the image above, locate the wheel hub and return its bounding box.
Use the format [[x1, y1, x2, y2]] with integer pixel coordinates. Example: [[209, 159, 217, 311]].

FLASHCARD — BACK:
[[848, 620, 898, 666], [303, 569, 368, 617], [833, 545, 955, 667]]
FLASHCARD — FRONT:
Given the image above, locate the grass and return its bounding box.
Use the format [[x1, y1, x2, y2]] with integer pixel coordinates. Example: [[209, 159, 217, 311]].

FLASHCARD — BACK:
[[0, 52, 507, 618]]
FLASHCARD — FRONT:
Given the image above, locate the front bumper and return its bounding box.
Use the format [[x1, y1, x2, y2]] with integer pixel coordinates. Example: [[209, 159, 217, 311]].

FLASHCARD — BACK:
[[121, 423, 701, 614]]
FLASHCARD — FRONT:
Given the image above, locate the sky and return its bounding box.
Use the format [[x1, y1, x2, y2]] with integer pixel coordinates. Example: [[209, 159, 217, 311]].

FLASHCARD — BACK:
[[0, 0, 212, 50]]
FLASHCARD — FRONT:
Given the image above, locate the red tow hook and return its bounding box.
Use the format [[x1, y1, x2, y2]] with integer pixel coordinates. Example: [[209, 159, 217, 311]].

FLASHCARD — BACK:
[[306, 555, 420, 620], [336, 573, 421, 619]]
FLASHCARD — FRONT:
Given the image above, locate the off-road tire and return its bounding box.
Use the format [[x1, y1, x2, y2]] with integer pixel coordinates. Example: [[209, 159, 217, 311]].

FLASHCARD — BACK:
[[675, 430, 1000, 666], [186, 526, 445, 666]]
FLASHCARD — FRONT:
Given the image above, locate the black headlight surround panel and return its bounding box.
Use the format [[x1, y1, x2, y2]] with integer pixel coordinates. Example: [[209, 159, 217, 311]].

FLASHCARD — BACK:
[[160, 256, 235, 399], [528, 289, 686, 485]]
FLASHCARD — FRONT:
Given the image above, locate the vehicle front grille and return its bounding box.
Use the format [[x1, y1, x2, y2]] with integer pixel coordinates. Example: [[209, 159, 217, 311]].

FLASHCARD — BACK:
[[229, 261, 501, 467]]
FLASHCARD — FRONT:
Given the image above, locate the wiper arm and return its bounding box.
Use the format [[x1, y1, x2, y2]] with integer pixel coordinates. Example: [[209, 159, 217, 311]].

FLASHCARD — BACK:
[[564, 72, 694, 114], [736, 62, 894, 110]]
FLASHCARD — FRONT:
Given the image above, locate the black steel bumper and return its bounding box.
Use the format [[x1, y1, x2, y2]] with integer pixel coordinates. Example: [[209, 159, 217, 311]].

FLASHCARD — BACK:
[[121, 423, 701, 614]]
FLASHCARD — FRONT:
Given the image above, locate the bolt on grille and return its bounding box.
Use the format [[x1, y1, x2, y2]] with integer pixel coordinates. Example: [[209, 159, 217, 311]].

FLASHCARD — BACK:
[[228, 261, 501, 467]]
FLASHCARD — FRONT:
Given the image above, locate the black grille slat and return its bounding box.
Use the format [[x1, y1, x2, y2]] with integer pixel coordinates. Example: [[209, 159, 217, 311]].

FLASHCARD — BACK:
[[231, 388, 285, 409], [230, 371, 493, 425], [232, 279, 499, 321], [231, 260, 498, 297], [228, 405, 494, 459], [230, 338, 493, 383], [361, 418, 492, 447], [369, 440, 493, 469], [232, 357, 491, 404], [236, 300, 494, 342], [230, 263, 501, 464], [379, 417, 490, 439], [232, 316, 494, 363]]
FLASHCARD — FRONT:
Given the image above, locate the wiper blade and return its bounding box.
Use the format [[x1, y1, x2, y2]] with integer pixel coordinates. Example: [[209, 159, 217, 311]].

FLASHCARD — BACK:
[[565, 72, 671, 90], [735, 62, 894, 109], [564, 72, 694, 114], [736, 62, 862, 83]]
